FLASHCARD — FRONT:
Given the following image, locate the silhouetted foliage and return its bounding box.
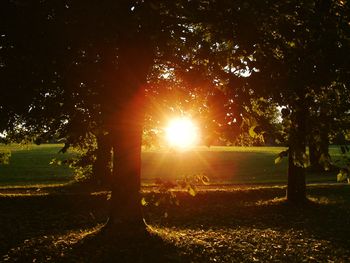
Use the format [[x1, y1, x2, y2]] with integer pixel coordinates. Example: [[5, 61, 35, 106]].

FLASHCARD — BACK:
[[1, 0, 350, 230]]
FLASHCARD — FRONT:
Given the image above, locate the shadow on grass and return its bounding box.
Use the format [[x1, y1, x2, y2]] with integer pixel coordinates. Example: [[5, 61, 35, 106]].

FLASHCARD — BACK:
[[1, 184, 350, 262], [0, 193, 109, 257], [60, 226, 190, 263], [2, 222, 189, 262], [146, 186, 350, 248]]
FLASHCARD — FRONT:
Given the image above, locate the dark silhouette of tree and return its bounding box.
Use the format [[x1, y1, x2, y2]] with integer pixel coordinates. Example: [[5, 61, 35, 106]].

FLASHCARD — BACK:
[[2, 1, 350, 237], [1, 0, 235, 232], [308, 84, 350, 171], [193, 0, 350, 202], [241, 0, 350, 202]]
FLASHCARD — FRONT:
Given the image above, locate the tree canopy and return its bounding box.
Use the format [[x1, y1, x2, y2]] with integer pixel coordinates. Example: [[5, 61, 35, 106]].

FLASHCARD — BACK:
[[1, 0, 350, 231]]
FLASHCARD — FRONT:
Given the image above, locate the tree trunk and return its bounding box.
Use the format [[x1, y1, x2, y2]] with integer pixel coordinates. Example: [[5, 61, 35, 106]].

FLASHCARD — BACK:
[[309, 135, 322, 171], [287, 107, 307, 204], [287, 146, 306, 203], [319, 128, 330, 159], [104, 32, 154, 233], [109, 102, 144, 232]]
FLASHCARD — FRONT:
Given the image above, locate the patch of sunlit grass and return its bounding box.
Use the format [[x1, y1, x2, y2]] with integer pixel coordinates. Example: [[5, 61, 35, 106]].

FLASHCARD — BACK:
[[52, 224, 104, 247], [255, 197, 287, 206], [0, 193, 50, 198], [307, 196, 341, 205], [0, 183, 68, 189]]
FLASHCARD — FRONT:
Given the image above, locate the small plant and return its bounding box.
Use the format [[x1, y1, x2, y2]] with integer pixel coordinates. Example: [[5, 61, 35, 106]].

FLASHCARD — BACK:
[[176, 174, 210, 196], [336, 144, 350, 183], [141, 174, 210, 218]]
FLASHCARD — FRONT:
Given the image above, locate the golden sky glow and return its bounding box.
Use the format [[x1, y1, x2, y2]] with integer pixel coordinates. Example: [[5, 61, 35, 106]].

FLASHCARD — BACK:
[[165, 117, 199, 149]]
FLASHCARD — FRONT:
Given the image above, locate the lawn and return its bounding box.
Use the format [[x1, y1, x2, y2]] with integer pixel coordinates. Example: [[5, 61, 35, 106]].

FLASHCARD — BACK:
[[0, 144, 74, 187], [0, 144, 344, 187]]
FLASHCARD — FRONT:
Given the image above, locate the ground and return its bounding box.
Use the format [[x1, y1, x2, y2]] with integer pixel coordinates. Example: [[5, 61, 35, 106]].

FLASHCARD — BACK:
[[1, 184, 349, 262], [0, 144, 349, 262]]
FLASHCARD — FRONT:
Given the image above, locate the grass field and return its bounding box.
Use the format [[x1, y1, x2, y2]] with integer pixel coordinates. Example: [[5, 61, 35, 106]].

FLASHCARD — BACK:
[[0, 144, 344, 187], [0, 144, 74, 186], [142, 146, 344, 184]]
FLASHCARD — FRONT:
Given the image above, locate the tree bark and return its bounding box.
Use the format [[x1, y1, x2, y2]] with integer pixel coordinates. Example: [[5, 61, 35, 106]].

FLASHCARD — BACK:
[[287, 107, 307, 204], [109, 102, 145, 232], [104, 32, 154, 233], [287, 146, 306, 203], [309, 138, 320, 169]]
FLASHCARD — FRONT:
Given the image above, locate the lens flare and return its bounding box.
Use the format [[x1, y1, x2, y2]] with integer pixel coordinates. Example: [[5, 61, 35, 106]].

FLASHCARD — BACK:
[[165, 117, 199, 149]]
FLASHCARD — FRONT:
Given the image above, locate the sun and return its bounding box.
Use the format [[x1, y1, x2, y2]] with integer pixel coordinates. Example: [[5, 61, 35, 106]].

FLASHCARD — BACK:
[[165, 117, 199, 149]]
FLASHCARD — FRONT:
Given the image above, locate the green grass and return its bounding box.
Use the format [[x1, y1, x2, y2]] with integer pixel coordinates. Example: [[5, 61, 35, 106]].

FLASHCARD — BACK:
[[0, 144, 345, 187], [142, 146, 289, 183], [142, 146, 342, 184], [0, 144, 75, 187]]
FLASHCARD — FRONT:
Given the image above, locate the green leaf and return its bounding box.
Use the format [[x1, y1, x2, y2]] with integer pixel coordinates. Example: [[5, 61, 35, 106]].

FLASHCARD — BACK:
[[293, 152, 310, 168], [141, 197, 148, 206], [337, 169, 348, 182], [188, 185, 196, 196], [275, 156, 282, 164], [275, 150, 288, 165], [287, 41, 296, 47], [249, 126, 257, 138], [201, 175, 210, 185]]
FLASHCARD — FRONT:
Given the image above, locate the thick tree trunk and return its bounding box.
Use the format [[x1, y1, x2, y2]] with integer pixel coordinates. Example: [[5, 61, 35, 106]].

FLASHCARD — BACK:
[[103, 32, 154, 233], [287, 108, 307, 204], [108, 102, 144, 232], [287, 146, 306, 203]]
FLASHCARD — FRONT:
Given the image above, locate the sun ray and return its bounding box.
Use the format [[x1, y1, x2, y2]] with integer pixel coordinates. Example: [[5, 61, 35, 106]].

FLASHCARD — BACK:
[[165, 117, 199, 149]]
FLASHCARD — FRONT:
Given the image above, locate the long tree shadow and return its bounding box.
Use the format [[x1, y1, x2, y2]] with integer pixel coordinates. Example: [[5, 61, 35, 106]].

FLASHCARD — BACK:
[[0, 191, 189, 262], [0, 193, 109, 257], [59, 226, 191, 263], [1, 185, 349, 261], [146, 186, 350, 250]]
